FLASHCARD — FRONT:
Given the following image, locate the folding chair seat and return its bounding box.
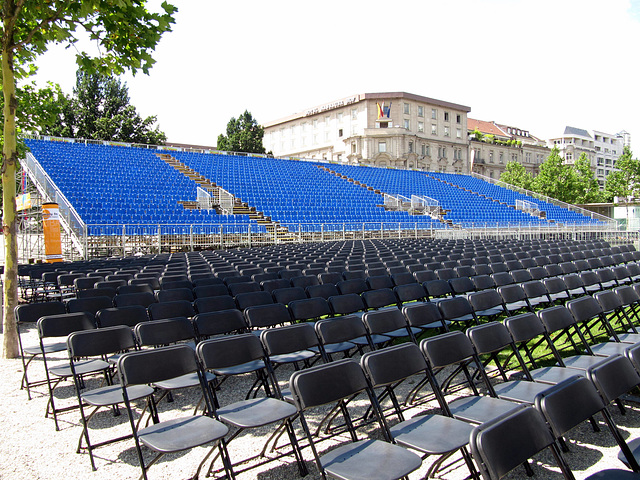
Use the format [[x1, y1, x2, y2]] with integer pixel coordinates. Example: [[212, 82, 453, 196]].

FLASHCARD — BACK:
[[235, 291, 274, 311], [468, 289, 508, 322], [504, 311, 589, 385], [37, 312, 98, 430], [314, 315, 371, 360], [437, 296, 478, 326], [118, 345, 232, 480], [362, 308, 419, 345], [466, 322, 556, 404], [67, 325, 152, 470], [329, 293, 366, 318], [336, 279, 368, 295], [535, 374, 640, 476], [360, 343, 478, 479], [566, 296, 628, 355], [420, 331, 521, 424], [497, 284, 533, 314], [522, 280, 552, 309], [14, 301, 67, 399], [594, 289, 640, 343], [580, 270, 604, 294], [542, 277, 570, 304], [96, 305, 148, 328], [260, 323, 321, 373], [289, 359, 422, 480], [197, 334, 307, 477], [244, 303, 292, 334], [114, 291, 157, 308], [148, 300, 195, 321]]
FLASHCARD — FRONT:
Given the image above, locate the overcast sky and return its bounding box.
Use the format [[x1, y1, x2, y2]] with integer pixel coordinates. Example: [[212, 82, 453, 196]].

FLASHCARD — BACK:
[[32, 0, 640, 151]]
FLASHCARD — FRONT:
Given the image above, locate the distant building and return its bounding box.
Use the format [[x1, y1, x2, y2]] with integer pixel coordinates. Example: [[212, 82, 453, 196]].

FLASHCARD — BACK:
[[467, 119, 549, 180], [548, 127, 626, 187], [263, 92, 471, 173]]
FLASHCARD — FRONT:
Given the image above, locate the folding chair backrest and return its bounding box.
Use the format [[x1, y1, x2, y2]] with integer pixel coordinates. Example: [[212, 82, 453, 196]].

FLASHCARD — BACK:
[[148, 300, 195, 320], [402, 302, 445, 328], [244, 303, 291, 329], [68, 325, 135, 358], [194, 295, 237, 313], [15, 301, 66, 325], [504, 312, 545, 343], [470, 405, 561, 480], [361, 343, 427, 387], [467, 322, 513, 355], [537, 306, 576, 334], [314, 315, 368, 345], [197, 333, 265, 370], [134, 317, 195, 346], [534, 375, 605, 438], [587, 354, 640, 405], [119, 344, 199, 387], [290, 359, 368, 410], [566, 296, 603, 323], [114, 291, 157, 308], [329, 293, 365, 316], [362, 309, 407, 336], [96, 305, 148, 328], [38, 312, 96, 339], [288, 296, 331, 321], [193, 309, 247, 339], [420, 330, 476, 368], [67, 296, 113, 316], [261, 323, 319, 356]]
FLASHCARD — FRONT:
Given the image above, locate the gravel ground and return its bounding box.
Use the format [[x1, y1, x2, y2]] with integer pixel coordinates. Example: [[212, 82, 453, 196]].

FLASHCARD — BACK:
[[3, 324, 640, 480]]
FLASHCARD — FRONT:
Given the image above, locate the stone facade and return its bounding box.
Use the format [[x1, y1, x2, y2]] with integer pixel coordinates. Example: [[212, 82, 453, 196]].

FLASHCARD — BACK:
[[263, 92, 471, 173]]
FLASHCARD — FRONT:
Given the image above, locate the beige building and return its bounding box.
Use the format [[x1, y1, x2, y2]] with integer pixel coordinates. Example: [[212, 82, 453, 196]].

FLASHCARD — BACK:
[[548, 126, 627, 187], [468, 119, 549, 180], [263, 92, 471, 172]]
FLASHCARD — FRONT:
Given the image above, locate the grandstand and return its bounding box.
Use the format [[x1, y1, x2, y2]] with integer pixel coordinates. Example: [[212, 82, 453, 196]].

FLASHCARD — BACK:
[[19, 136, 615, 261]]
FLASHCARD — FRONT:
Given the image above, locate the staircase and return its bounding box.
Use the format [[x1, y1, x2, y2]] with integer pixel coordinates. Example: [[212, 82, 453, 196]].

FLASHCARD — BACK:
[[317, 165, 452, 226], [158, 154, 293, 240]]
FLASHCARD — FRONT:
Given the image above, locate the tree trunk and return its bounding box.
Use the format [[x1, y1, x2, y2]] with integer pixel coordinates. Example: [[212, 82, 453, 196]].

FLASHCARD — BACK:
[[2, 46, 20, 358]]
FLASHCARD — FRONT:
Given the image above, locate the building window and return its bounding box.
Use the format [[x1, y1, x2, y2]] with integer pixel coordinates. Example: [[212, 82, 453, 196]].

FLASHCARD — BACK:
[[418, 106, 424, 117], [421, 144, 426, 155], [439, 147, 447, 158], [431, 108, 437, 119], [456, 128, 462, 139], [444, 126, 450, 137], [408, 141, 414, 153], [426, 145, 431, 156], [338, 129, 343, 137], [444, 112, 450, 122], [404, 119, 410, 130], [312, 119, 318, 129], [418, 121, 424, 133], [378, 141, 387, 153], [337, 112, 343, 124], [499, 152, 504, 164], [456, 114, 461, 124], [379, 122, 388, 128], [301, 122, 308, 133], [351, 142, 357, 154], [351, 108, 358, 120], [431, 124, 437, 135], [403, 103, 410, 114], [489, 152, 494, 163]]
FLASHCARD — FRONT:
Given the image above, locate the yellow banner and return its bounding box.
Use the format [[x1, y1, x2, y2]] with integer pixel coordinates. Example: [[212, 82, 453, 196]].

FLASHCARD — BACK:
[[42, 203, 63, 263], [16, 193, 32, 211]]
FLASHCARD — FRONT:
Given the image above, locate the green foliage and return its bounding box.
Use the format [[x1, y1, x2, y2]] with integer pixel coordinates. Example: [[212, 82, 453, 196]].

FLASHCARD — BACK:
[[604, 146, 640, 204], [531, 146, 577, 203], [485, 134, 494, 144], [572, 153, 603, 204], [499, 160, 533, 191], [472, 128, 483, 141], [43, 70, 166, 144], [217, 110, 266, 154]]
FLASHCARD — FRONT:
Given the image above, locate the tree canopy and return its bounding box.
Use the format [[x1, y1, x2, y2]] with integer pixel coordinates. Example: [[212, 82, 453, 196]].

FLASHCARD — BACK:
[[43, 70, 166, 144], [498, 160, 533, 191], [217, 110, 267, 154], [1, 0, 177, 358]]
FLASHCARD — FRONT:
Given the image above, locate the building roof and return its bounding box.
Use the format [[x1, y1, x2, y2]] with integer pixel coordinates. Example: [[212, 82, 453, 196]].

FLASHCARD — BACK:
[[563, 126, 592, 138], [467, 118, 509, 138]]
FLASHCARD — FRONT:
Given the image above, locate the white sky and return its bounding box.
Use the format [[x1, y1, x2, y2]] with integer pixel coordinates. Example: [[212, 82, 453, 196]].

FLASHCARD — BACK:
[[31, 0, 640, 151]]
